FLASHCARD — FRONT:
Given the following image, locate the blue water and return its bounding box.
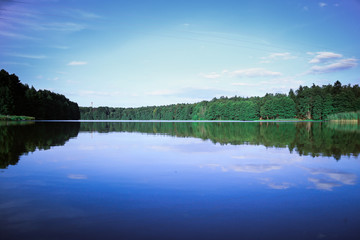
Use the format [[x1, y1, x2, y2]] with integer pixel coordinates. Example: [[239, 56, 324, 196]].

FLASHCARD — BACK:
[[0, 122, 359, 240]]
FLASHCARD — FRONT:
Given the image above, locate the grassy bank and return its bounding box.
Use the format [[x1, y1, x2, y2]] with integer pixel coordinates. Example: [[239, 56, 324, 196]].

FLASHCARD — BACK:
[[0, 115, 35, 121], [327, 111, 360, 122]]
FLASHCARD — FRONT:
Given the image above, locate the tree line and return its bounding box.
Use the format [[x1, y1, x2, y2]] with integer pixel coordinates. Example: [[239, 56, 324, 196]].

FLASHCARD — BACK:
[[80, 81, 360, 120], [0, 69, 80, 120]]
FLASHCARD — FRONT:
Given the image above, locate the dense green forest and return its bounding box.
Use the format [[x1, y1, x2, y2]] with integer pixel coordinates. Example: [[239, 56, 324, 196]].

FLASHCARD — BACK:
[[0, 69, 80, 120], [80, 81, 360, 120]]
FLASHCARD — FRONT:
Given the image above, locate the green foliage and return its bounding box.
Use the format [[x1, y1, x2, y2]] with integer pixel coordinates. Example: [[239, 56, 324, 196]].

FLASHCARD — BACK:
[[327, 111, 360, 121], [260, 94, 295, 119], [79, 80, 360, 121], [0, 69, 80, 120], [0, 115, 35, 121]]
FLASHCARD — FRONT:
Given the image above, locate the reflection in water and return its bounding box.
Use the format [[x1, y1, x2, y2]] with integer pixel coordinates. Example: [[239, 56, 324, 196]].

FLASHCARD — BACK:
[[80, 121, 360, 160], [0, 122, 80, 168], [1, 121, 359, 168], [0, 121, 359, 240], [306, 168, 357, 191]]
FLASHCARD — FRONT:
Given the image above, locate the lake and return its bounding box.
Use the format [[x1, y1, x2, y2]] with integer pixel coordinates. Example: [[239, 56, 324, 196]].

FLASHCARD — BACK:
[[1, 121, 359, 240]]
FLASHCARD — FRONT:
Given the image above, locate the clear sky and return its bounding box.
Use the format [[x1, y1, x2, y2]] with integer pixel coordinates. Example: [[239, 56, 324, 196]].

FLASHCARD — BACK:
[[1, 0, 359, 107]]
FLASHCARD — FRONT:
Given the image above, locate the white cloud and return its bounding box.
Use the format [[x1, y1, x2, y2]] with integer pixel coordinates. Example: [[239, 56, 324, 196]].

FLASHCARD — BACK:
[[8, 53, 47, 59], [0, 30, 37, 40], [319, 2, 327, 7], [262, 52, 296, 60], [310, 58, 357, 73], [68, 61, 87, 66], [199, 72, 221, 79], [78, 90, 122, 97], [309, 52, 342, 63], [36, 22, 86, 32], [146, 89, 179, 96], [68, 9, 101, 19], [231, 82, 259, 86], [0, 61, 31, 66], [231, 68, 282, 78]]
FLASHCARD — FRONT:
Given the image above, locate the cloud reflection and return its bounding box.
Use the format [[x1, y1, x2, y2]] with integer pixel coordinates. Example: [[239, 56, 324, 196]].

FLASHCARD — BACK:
[[231, 164, 282, 173], [267, 182, 291, 190], [306, 168, 357, 191], [308, 178, 341, 191], [68, 174, 87, 180], [200, 164, 282, 173]]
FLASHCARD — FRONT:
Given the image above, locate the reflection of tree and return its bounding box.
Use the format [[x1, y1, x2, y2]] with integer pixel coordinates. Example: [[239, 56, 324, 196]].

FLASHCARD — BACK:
[[0, 122, 80, 168], [80, 122, 360, 160]]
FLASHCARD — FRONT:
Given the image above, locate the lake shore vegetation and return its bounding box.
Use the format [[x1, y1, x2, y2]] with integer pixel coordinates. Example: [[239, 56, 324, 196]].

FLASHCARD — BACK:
[[327, 111, 360, 122], [0, 114, 35, 121], [0, 69, 80, 120], [80, 81, 360, 121]]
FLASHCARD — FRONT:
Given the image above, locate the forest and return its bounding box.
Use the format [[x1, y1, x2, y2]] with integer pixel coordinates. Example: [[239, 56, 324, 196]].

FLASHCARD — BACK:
[[0, 69, 80, 120], [80, 81, 360, 121]]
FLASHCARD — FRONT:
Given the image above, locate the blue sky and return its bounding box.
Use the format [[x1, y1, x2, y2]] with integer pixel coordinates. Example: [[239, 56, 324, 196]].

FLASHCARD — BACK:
[[1, 0, 359, 107]]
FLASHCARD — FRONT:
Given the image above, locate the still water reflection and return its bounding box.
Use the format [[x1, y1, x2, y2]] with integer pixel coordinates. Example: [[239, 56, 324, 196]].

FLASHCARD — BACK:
[[0, 121, 359, 240]]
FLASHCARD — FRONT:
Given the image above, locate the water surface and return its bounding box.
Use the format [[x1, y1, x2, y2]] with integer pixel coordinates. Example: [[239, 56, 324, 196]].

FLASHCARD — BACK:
[[1, 121, 359, 240]]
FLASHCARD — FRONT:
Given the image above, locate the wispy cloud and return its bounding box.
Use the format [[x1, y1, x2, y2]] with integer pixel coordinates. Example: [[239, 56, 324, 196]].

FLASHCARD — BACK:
[[199, 72, 222, 79], [146, 89, 179, 96], [8, 53, 47, 59], [231, 68, 282, 78], [78, 90, 122, 97], [231, 82, 259, 86], [66, 9, 101, 19], [261, 52, 296, 61], [145, 87, 236, 99], [34, 22, 86, 32], [319, 2, 327, 8], [68, 61, 87, 66], [308, 52, 342, 64], [0, 30, 38, 40], [0, 61, 31, 66], [310, 58, 357, 74]]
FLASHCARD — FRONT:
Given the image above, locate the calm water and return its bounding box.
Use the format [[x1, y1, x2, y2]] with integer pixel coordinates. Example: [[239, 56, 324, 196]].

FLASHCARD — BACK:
[[1, 121, 360, 240]]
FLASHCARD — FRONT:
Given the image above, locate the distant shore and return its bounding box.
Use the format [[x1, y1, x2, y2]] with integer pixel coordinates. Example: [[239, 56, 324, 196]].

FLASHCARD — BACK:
[[0, 115, 35, 121]]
